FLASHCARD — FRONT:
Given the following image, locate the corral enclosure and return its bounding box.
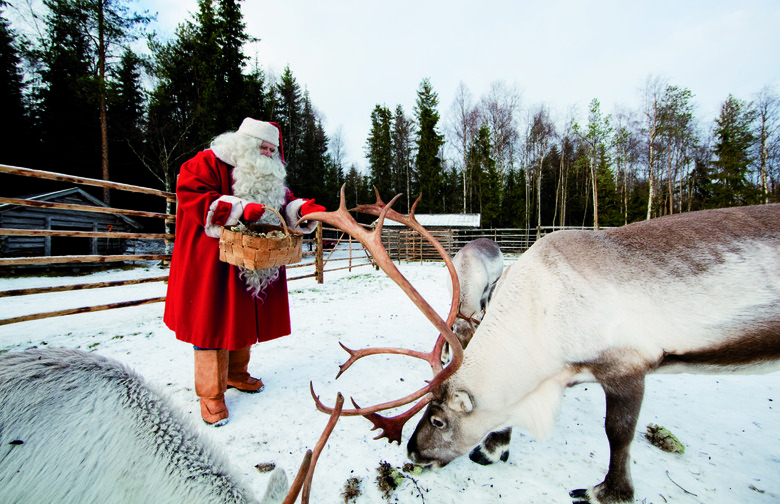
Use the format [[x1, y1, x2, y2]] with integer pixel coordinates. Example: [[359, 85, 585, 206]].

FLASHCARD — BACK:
[[2, 165, 777, 503]]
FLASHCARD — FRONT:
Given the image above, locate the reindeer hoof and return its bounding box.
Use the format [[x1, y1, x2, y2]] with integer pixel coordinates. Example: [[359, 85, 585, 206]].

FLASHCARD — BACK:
[[569, 488, 590, 503]]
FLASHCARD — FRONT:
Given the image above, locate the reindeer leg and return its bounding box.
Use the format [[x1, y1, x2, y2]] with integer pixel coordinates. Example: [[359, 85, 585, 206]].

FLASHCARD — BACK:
[[468, 427, 512, 465], [571, 373, 645, 504]]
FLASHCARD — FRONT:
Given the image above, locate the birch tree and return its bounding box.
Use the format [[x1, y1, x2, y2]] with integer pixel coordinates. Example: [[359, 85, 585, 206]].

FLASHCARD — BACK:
[[642, 75, 666, 219], [754, 85, 779, 203], [573, 98, 612, 230], [447, 81, 479, 213], [479, 80, 521, 180], [527, 104, 555, 233]]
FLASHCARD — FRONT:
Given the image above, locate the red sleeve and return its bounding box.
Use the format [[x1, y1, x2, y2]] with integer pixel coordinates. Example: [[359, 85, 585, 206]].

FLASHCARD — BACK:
[[176, 150, 229, 227]]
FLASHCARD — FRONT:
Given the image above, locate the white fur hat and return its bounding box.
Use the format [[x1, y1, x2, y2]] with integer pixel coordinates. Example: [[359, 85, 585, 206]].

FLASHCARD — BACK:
[[237, 118, 280, 146]]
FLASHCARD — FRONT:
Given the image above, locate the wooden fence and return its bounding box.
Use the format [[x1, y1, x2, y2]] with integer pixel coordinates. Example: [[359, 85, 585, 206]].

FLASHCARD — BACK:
[[383, 225, 599, 261], [0, 165, 373, 326]]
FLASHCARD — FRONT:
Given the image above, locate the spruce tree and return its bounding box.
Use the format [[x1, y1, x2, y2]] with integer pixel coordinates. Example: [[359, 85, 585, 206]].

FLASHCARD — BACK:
[[36, 0, 101, 182], [391, 105, 414, 213], [275, 66, 303, 173], [414, 78, 445, 213], [147, 0, 256, 192], [709, 94, 757, 207], [365, 104, 393, 199], [214, 0, 249, 132], [107, 49, 154, 208], [0, 2, 31, 190], [296, 92, 329, 201]]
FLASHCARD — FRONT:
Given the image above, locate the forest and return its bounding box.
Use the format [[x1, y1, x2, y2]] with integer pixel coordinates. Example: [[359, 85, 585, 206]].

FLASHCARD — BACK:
[[1, 0, 778, 230]]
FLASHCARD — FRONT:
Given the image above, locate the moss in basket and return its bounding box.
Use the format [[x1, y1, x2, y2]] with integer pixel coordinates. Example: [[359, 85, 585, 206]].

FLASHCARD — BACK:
[[228, 222, 286, 239]]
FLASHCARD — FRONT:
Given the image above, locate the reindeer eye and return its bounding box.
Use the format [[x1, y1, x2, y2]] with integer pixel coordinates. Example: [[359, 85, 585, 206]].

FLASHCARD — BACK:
[[431, 416, 446, 429]]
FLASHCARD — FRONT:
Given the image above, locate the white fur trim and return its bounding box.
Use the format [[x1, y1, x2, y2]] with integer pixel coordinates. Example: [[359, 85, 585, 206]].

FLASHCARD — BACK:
[[204, 195, 245, 238], [237, 118, 279, 146], [285, 199, 318, 234]]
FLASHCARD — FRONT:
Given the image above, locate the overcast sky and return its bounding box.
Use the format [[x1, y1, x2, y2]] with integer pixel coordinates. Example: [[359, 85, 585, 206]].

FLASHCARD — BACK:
[[11, 0, 780, 170]]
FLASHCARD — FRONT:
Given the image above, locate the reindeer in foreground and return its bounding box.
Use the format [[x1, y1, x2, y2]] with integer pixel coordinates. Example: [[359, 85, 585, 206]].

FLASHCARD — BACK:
[[448, 238, 504, 350], [0, 347, 290, 504], [305, 198, 780, 504], [408, 204, 780, 503]]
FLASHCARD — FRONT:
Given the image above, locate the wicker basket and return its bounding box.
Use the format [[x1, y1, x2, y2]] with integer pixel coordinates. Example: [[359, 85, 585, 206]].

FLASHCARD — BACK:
[[219, 206, 303, 270]]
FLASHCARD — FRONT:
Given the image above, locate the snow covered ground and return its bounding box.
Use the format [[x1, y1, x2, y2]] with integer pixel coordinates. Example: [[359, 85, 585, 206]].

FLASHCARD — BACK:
[[1, 259, 778, 503]]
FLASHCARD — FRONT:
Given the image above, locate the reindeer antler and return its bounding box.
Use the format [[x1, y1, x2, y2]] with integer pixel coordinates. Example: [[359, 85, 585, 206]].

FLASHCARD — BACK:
[[300, 185, 463, 444]]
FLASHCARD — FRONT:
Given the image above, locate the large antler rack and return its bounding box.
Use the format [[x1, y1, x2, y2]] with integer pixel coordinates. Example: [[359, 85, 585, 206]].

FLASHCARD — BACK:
[[300, 185, 464, 444]]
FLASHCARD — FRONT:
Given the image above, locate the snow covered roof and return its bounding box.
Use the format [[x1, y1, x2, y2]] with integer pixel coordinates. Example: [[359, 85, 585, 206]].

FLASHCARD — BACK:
[[380, 213, 481, 228], [0, 187, 142, 229]]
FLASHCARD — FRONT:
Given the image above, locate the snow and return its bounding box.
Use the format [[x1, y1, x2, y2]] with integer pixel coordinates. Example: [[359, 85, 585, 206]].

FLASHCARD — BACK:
[[1, 258, 778, 503]]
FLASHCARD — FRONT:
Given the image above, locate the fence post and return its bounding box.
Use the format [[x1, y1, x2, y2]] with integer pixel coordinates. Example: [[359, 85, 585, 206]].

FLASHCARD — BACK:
[[315, 221, 324, 284]]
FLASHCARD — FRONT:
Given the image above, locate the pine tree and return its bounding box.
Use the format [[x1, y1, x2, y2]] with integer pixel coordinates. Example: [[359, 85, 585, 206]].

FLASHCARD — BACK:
[[107, 49, 154, 208], [36, 0, 101, 181], [391, 105, 414, 213], [0, 2, 32, 189], [365, 104, 393, 199], [214, 0, 249, 132], [414, 78, 445, 213], [499, 167, 526, 228], [147, 0, 256, 192], [468, 125, 500, 226], [295, 92, 329, 201], [275, 65, 303, 172], [709, 94, 757, 207], [76, 0, 152, 203]]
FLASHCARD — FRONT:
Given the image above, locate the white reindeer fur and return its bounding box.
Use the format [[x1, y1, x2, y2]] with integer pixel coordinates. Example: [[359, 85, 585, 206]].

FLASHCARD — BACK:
[[443, 205, 780, 450], [447, 238, 504, 320], [0, 348, 287, 504], [443, 239, 504, 362]]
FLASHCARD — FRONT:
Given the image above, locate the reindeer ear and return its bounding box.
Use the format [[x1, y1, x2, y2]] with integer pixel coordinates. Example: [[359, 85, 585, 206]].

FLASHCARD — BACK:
[[450, 389, 474, 413]]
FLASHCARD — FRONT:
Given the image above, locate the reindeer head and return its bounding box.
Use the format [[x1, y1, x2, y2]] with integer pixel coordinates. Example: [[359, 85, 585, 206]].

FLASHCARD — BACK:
[[405, 383, 488, 468]]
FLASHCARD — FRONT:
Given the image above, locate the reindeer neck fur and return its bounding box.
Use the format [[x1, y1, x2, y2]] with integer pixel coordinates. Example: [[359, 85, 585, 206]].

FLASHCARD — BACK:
[[448, 204, 780, 438]]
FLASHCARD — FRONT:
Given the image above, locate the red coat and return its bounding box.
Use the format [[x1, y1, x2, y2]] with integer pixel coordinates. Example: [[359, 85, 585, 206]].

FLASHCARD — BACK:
[[164, 150, 291, 350]]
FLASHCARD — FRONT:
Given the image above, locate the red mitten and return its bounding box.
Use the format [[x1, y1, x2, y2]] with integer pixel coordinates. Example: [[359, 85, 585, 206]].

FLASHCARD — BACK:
[[243, 203, 266, 222], [301, 199, 325, 216], [212, 200, 232, 226]]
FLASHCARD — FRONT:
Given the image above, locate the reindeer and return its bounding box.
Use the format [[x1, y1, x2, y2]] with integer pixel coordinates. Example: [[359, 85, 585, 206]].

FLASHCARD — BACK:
[[303, 197, 780, 504], [408, 203, 780, 503], [445, 238, 512, 466], [0, 347, 295, 504], [448, 238, 504, 350]]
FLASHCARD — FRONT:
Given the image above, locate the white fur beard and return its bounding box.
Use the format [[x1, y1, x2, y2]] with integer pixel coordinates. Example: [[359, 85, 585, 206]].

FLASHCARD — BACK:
[[228, 150, 288, 299]]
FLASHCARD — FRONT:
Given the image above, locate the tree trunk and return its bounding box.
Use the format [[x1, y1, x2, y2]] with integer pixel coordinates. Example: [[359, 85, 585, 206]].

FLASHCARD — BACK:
[[98, 0, 110, 205], [590, 154, 599, 230]]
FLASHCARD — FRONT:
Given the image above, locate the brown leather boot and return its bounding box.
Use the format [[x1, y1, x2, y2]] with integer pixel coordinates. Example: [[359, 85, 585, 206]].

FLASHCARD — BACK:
[[227, 345, 264, 393], [194, 349, 229, 426]]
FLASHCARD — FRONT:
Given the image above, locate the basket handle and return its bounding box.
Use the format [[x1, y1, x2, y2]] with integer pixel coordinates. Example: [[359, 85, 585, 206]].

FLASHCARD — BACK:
[[262, 205, 293, 237]]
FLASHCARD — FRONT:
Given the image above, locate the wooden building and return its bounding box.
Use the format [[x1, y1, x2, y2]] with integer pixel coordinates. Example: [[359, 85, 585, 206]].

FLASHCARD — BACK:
[[0, 188, 142, 258], [380, 214, 481, 261]]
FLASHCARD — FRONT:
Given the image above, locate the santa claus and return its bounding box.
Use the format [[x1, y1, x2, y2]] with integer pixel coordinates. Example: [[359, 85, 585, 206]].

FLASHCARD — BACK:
[[164, 118, 323, 426]]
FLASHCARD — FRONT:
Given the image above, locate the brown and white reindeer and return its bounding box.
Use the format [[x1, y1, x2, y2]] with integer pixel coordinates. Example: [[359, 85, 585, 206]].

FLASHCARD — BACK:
[[447, 238, 504, 351], [444, 237, 512, 467], [304, 197, 780, 504], [407, 203, 780, 504]]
